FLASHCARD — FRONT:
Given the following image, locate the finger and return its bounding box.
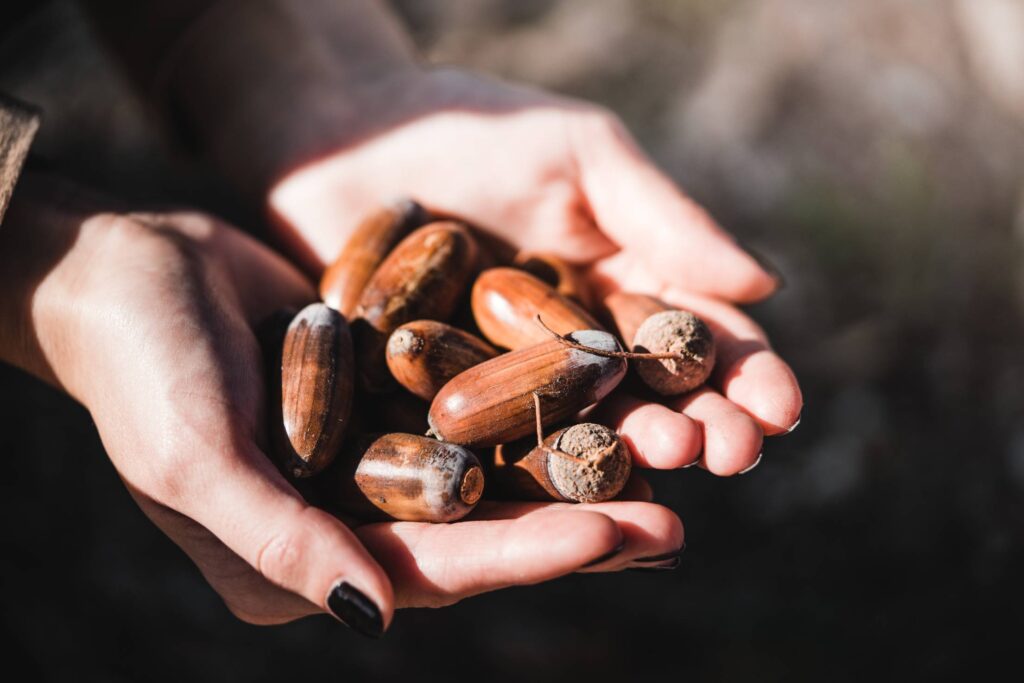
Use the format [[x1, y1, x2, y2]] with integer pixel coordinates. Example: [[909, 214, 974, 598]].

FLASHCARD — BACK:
[[169, 441, 395, 637], [661, 289, 803, 435], [356, 508, 624, 608], [592, 393, 702, 469], [215, 221, 319, 323], [130, 488, 319, 625], [575, 115, 778, 302], [469, 500, 683, 572], [670, 387, 763, 476]]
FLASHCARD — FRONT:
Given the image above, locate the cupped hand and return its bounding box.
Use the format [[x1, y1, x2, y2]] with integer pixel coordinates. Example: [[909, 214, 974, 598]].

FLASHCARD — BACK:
[[0, 181, 684, 632], [266, 68, 803, 476]]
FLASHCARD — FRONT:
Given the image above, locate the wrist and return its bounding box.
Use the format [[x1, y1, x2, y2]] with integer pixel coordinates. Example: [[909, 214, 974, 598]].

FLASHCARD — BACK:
[[0, 177, 87, 388]]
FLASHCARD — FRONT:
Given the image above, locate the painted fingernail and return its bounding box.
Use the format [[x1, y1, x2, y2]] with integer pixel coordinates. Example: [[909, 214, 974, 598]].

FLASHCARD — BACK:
[[582, 540, 626, 568], [786, 414, 802, 434], [739, 452, 763, 475], [738, 241, 786, 290], [634, 543, 686, 564], [627, 556, 681, 572], [327, 582, 384, 639]]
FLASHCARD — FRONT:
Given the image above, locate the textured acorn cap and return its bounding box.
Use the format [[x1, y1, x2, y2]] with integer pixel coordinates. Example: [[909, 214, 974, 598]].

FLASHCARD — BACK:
[[632, 310, 715, 396]]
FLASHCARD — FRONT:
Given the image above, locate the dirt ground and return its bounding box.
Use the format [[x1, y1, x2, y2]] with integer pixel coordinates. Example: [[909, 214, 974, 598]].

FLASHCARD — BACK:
[[1, 1, 1022, 680]]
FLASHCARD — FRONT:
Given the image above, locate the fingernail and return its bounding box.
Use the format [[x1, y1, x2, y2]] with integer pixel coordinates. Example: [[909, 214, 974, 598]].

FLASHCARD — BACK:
[[633, 542, 686, 564], [739, 241, 786, 290], [327, 582, 384, 639], [739, 452, 763, 475], [786, 414, 802, 434], [682, 458, 702, 469], [582, 540, 626, 568], [627, 556, 681, 572]]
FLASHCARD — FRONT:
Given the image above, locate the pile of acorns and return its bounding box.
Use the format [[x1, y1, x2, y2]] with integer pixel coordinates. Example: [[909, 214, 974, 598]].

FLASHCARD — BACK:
[[261, 200, 716, 524]]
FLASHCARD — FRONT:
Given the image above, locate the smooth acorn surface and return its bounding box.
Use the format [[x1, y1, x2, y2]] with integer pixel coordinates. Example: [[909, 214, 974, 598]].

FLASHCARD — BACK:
[[492, 423, 631, 503], [603, 292, 716, 395], [513, 251, 595, 311], [319, 199, 430, 316], [428, 330, 627, 447], [276, 303, 354, 478], [353, 221, 478, 392], [327, 433, 484, 523], [471, 267, 601, 350], [386, 320, 499, 401]]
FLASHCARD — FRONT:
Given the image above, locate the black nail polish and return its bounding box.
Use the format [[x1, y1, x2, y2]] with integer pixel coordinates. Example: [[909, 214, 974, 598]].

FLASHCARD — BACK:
[[786, 413, 802, 434], [738, 240, 787, 290], [633, 543, 686, 564], [327, 582, 384, 638], [627, 557, 681, 572], [582, 541, 626, 568]]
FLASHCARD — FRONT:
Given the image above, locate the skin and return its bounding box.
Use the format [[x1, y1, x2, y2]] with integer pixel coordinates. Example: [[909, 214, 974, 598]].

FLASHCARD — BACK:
[[0, 0, 802, 632]]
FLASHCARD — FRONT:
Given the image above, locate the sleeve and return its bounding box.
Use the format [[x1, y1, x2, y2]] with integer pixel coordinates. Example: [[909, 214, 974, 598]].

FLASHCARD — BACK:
[[0, 92, 41, 227]]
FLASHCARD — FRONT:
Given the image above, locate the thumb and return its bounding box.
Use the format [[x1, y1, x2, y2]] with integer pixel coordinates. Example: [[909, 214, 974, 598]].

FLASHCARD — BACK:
[[574, 113, 778, 302], [162, 439, 395, 638]]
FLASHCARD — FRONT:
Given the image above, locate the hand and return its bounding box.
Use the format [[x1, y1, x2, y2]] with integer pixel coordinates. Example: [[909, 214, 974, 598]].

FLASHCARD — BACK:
[[0, 179, 684, 631], [265, 68, 804, 475]]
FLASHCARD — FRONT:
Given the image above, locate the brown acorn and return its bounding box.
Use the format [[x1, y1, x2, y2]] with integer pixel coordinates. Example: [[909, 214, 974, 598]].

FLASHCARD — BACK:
[[386, 320, 499, 401], [275, 303, 354, 478], [325, 433, 484, 523], [353, 221, 478, 392], [603, 292, 716, 395], [472, 267, 602, 350], [319, 199, 431, 315], [428, 330, 627, 447], [492, 423, 631, 503], [513, 251, 595, 311]]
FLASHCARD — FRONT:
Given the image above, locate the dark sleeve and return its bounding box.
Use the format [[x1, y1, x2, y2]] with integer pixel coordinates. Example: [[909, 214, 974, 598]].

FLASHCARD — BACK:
[[75, 0, 216, 96], [0, 92, 41, 227]]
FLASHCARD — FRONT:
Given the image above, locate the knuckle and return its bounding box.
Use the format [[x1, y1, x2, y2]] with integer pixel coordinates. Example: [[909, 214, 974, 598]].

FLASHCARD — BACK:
[[142, 442, 196, 506], [256, 526, 310, 587]]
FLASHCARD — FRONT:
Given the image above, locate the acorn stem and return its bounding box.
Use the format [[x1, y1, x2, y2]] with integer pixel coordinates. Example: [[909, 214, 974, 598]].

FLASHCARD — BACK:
[[534, 315, 697, 362]]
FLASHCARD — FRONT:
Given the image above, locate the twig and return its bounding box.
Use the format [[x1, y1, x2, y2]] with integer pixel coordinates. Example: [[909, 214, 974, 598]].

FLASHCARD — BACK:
[[534, 315, 696, 362], [531, 391, 587, 463]]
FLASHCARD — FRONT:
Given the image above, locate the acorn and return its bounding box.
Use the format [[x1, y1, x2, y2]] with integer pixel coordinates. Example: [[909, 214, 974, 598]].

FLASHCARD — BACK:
[[492, 423, 631, 503], [319, 199, 431, 316], [513, 251, 595, 311], [325, 433, 484, 523], [428, 330, 627, 447], [471, 267, 602, 350], [274, 303, 354, 478], [352, 221, 478, 392], [386, 320, 499, 401], [603, 292, 716, 395]]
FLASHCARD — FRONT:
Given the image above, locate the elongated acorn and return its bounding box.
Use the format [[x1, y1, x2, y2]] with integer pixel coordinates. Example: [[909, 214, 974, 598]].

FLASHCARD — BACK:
[[603, 292, 716, 396], [275, 303, 354, 478], [325, 433, 484, 523], [386, 320, 499, 401], [471, 267, 601, 350], [492, 423, 631, 503], [353, 221, 478, 392], [428, 330, 626, 447], [513, 251, 594, 311], [319, 199, 430, 316]]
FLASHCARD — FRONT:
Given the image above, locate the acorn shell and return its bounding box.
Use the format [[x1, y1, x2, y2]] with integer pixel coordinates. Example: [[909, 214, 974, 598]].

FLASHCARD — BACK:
[[428, 330, 627, 447], [471, 267, 601, 350]]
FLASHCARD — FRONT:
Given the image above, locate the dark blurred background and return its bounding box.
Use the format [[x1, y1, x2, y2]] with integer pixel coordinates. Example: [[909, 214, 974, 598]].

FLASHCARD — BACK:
[[2, 0, 1023, 680]]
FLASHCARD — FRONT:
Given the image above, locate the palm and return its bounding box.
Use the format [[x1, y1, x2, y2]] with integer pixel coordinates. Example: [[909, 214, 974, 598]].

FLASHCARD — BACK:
[[268, 68, 803, 480]]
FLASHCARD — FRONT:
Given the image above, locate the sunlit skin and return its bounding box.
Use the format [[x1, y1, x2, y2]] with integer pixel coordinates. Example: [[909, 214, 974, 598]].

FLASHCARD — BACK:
[[0, 3, 802, 631]]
